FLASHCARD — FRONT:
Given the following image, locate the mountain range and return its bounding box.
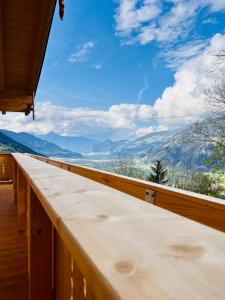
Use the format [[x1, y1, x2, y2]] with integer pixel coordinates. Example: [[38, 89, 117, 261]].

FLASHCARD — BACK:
[[0, 132, 40, 154], [37, 132, 98, 154], [0, 130, 82, 158], [0, 128, 214, 171]]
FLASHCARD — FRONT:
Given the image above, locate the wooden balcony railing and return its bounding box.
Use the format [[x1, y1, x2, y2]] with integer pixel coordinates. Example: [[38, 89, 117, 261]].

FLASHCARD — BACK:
[[31, 154, 225, 232], [1, 153, 225, 299]]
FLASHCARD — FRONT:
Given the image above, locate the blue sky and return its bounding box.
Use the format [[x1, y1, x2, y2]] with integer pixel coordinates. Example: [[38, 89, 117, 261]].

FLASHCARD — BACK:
[[37, 0, 174, 109], [2, 0, 225, 140]]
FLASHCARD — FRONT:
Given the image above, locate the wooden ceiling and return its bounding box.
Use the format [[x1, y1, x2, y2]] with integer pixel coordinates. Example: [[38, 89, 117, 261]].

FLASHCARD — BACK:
[[0, 0, 57, 116]]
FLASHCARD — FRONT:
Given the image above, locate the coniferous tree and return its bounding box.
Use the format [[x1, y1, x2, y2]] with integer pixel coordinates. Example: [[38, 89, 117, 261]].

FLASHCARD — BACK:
[[146, 160, 168, 184]]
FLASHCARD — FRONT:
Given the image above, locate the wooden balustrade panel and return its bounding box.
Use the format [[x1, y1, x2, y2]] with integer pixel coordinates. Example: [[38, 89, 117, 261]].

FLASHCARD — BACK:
[[28, 187, 53, 300], [17, 166, 27, 230], [0, 153, 12, 181], [85, 285, 96, 300], [72, 261, 86, 300], [12, 158, 17, 203], [54, 231, 96, 300], [31, 155, 225, 232], [72, 263, 96, 299], [54, 232, 73, 300]]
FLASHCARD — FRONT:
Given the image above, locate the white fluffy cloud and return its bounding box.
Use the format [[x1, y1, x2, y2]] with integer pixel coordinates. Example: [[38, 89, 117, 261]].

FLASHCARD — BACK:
[[1, 34, 224, 140], [163, 40, 209, 69], [0, 102, 155, 140], [153, 34, 225, 127], [67, 41, 96, 63], [115, 0, 225, 45]]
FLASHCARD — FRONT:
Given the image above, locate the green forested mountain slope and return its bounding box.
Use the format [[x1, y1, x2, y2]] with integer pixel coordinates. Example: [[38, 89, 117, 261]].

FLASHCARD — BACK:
[[0, 127, 216, 170], [0, 132, 39, 154], [88, 129, 214, 171], [1, 130, 83, 158]]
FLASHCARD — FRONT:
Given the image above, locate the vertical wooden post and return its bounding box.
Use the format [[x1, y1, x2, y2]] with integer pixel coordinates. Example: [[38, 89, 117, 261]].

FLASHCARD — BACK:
[[72, 261, 86, 300], [28, 187, 53, 300], [17, 166, 27, 230], [12, 158, 17, 204], [54, 232, 72, 300]]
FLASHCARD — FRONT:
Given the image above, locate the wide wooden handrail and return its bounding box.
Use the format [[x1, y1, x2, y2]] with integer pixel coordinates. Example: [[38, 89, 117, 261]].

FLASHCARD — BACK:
[[8, 153, 225, 299], [31, 154, 225, 232]]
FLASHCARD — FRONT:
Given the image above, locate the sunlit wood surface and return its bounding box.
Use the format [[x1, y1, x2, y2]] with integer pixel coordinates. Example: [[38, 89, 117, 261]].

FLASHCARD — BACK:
[[0, 184, 28, 300], [12, 153, 225, 300], [32, 155, 225, 232]]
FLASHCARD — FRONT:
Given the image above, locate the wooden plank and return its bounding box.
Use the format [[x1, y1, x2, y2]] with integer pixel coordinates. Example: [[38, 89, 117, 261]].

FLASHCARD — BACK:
[[0, 103, 30, 113], [154, 191, 225, 232], [1, 0, 56, 113], [0, 184, 28, 300], [54, 231, 72, 300], [28, 187, 53, 300], [86, 285, 96, 300], [13, 153, 225, 300], [0, 92, 33, 113], [17, 166, 27, 230], [32, 155, 225, 232], [0, 92, 33, 104], [12, 157, 17, 203], [72, 261, 85, 300]]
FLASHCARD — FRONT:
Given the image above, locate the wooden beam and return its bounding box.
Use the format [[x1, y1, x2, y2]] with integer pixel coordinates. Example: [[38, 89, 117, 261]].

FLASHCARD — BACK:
[[0, 105, 30, 114], [0, 92, 33, 104], [0, 1, 5, 90], [0, 92, 33, 114]]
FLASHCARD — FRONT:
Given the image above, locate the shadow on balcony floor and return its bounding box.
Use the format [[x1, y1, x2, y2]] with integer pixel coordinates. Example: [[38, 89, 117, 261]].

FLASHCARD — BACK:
[[0, 184, 28, 300]]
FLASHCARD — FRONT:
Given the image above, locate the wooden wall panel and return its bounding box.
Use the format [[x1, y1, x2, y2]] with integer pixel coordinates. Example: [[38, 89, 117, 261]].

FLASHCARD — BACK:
[[72, 261, 86, 300], [53, 232, 95, 300], [28, 187, 53, 300], [17, 166, 27, 230], [54, 232, 72, 300], [12, 157, 17, 203]]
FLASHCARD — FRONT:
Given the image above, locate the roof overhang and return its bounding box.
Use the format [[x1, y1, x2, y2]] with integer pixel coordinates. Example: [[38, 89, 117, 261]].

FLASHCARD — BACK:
[[0, 0, 57, 116]]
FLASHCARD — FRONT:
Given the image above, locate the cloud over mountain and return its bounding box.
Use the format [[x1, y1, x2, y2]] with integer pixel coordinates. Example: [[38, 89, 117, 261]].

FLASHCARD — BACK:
[[1, 33, 224, 140]]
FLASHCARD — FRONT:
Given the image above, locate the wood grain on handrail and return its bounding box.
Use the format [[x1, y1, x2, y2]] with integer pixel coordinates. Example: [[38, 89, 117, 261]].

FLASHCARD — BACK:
[[31, 155, 225, 232], [12, 153, 225, 300]]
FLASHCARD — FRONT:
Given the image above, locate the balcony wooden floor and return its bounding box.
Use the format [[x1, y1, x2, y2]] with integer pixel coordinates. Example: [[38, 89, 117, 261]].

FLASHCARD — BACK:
[[0, 184, 28, 300]]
